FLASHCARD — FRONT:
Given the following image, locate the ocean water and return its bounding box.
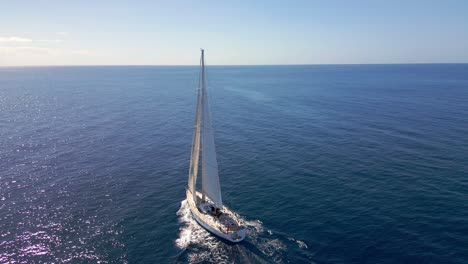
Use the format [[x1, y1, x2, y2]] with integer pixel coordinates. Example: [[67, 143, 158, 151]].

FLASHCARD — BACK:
[[0, 64, 467, 263]]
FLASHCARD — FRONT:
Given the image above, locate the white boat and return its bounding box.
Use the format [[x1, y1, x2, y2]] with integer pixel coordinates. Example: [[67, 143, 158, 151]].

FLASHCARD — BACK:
[[186, 49, 247, 243]]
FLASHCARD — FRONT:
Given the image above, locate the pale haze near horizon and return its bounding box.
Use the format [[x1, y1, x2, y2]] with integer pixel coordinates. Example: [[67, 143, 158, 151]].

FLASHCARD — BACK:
[[1, 0, 467, 66]]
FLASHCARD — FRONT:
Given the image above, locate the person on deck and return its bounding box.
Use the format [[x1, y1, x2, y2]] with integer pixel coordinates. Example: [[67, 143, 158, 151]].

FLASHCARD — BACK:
[[215, 208, 222, 218]]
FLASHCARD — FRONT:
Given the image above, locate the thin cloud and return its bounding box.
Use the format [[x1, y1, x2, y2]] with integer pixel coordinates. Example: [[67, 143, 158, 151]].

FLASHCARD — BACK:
[[0, 46, 94, 56], [0, 46, 53, 54], [0, 37, 33, 43], [0, 37, 63, 43], [37, 39, 64, 43]]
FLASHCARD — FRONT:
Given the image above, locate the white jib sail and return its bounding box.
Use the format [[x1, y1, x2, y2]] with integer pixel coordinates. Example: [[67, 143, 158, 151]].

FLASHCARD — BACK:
[[200, 50, 223, 208]]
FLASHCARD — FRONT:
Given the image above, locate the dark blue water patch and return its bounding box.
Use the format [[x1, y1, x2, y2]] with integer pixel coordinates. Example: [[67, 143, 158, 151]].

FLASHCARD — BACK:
[[0, 64, 467, 263]]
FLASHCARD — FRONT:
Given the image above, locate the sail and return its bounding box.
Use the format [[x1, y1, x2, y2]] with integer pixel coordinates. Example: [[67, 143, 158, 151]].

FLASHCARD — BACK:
[[187, 58, 202, 200], [200, 50, 223, 208]]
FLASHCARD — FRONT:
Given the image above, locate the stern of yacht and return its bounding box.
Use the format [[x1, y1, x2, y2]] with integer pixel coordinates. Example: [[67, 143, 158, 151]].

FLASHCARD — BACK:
[[186, 188, 246, 242]]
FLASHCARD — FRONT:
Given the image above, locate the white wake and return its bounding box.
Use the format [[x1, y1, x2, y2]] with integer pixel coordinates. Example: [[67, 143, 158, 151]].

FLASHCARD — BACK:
[[175, 199, 228, 263]]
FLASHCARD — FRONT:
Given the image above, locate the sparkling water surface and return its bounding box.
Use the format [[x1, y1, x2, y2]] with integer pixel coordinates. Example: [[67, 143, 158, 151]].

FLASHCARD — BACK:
[[0, 65, 467, 263]]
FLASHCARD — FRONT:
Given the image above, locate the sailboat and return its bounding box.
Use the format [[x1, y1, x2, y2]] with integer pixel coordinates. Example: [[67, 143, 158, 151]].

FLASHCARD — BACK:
[[186, 49, 247, 243]]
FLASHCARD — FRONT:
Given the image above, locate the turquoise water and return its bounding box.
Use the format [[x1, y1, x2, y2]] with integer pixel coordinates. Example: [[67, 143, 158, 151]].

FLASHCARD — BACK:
[[1, 65, 467, 263]]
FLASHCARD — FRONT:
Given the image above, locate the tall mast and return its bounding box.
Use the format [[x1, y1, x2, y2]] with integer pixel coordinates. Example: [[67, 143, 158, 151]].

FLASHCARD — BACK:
[[200, 49, 205, 202], [201, 49, 205, 92]]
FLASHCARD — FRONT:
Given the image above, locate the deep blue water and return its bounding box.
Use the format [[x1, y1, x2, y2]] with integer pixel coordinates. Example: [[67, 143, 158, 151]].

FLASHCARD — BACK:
[[0, 64, 467, 263]]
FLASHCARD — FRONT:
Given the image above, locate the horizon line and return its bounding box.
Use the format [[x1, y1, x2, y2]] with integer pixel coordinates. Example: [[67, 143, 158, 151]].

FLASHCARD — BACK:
[[1, 62, 468, 68]]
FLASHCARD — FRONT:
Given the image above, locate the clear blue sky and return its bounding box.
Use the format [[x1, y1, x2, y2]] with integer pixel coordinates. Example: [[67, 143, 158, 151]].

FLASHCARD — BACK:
[[1, 0, 467, 65]]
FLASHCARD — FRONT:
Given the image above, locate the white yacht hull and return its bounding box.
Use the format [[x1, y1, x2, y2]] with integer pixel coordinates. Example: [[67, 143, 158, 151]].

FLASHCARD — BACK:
[[186, 188, 246, 243]]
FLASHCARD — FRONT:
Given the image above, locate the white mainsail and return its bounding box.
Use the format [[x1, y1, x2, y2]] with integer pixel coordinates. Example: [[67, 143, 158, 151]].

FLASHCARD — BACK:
[[188, 49, 223, 208], [188, 73, 201, 202]]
